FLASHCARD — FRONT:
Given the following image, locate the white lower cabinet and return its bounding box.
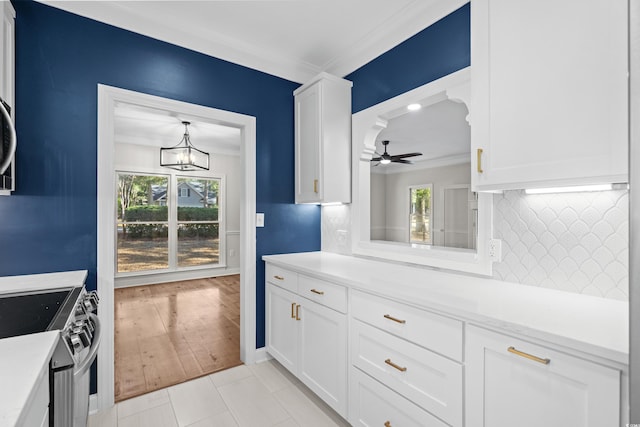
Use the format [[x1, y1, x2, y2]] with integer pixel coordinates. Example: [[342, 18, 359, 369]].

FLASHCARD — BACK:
[[265, 259, 626, 427], [465, 325, 621, 427], [265, 276, 348, 417], [350, 290, 463, 427], [350, 368, 448, 427]]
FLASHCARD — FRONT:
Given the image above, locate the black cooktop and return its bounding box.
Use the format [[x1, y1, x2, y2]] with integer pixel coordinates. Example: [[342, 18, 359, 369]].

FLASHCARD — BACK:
[[0, 288, 74, 339]]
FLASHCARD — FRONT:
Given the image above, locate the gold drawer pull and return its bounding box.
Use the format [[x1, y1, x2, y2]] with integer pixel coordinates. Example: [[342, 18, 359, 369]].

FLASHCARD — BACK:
[[507, 346, 550, 365], [310, 289, 324, 295], [274, 275, 284, 281], [383, 314, 406, 324], [313, 179, 319, 193], [384, 358, 407, 372], [291, 302, 296, 319], [295, 304, 301, 321], [384, 422, 392, 427], [477, 148, 484, 173]]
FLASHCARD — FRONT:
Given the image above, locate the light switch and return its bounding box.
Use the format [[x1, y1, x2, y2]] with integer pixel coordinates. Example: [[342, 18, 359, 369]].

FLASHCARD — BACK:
[[256, 213, 265, 227]]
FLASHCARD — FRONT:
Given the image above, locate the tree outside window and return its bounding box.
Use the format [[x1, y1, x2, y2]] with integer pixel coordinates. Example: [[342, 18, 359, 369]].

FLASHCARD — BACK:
[[409, 184, 433, 244]]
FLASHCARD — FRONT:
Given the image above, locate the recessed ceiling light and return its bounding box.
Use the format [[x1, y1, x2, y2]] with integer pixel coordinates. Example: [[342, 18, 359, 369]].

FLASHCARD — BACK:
[[407, 103, 422, 111]]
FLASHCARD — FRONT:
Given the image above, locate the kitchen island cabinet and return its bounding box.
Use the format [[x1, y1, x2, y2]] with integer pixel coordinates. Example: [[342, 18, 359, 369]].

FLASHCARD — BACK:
[[471, 0, 628, 191], [0, 331, 59, 427], [263, 251, 628, 426]]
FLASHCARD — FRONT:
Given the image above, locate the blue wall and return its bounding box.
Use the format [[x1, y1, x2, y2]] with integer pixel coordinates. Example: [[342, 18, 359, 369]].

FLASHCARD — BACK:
[[3, 1, 321, 355], [347, 3, 470, 113]]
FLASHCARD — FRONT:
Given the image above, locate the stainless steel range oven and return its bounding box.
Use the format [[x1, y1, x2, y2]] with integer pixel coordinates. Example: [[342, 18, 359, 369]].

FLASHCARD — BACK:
[[0, 285, 100, 427]]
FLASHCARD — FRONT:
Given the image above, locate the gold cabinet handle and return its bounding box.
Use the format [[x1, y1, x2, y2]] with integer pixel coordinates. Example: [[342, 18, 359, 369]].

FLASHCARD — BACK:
[[507, 346, 550, 365], [313, 179, 318, 193], [477, 148, 484, 173], [384, 358, 407, 372], [383, 314, 406, 324], [310, 289, 324, 295], [384, 422, 392, 427], [274, 275, 284, 281], [295, 304, 301, 321], [291, 302, 296, 319]]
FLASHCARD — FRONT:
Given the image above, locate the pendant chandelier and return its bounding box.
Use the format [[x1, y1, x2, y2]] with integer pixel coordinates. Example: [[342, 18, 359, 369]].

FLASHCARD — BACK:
[[160, 121, 210, 171]]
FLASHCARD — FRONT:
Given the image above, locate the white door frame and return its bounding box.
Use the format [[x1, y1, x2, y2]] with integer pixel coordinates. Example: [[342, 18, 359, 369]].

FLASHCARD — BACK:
[[96, 85, 257, 410]]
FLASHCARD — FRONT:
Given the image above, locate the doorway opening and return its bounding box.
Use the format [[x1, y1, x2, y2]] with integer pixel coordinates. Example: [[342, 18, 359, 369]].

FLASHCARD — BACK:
[[97, 85, 257, 410]]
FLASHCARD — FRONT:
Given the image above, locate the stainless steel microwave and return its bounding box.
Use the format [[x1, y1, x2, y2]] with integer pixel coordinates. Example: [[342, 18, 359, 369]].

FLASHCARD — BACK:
[[0, 97, 16, 191]]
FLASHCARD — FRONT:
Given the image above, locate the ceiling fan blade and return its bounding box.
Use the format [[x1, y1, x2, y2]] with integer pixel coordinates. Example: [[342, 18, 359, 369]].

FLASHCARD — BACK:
[[390, 152, 422, 159], [370, 157, 382, 162], [392, 159, 413, 164]]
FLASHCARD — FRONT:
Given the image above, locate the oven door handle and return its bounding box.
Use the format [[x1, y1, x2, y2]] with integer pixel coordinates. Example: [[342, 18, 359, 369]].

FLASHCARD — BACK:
[[74, 313, 101, 378]]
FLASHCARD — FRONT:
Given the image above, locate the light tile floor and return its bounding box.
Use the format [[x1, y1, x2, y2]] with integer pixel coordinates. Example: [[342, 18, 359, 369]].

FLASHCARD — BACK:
[[89, 360, 351, 427]]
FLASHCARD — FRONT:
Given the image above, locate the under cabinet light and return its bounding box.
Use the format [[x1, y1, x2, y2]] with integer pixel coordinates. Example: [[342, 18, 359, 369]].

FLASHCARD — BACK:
[[524, 184, 613, 195], [407, 103, 422, 111]]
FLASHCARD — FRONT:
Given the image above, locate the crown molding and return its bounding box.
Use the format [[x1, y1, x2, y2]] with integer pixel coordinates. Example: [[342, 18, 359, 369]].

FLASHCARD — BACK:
[[324, 0, 469, 77], [37, 0, 467, 84]]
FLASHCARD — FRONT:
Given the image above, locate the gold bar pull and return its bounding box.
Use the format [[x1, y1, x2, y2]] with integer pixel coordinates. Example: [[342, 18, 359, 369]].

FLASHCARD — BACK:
[[295, 304, 301, 321], [291, 302, 296, 319], [383, 314, 406, 324], [384, 358, 407, 372], [477, 148, 484, 173], [384, 422, 392, 427], [274, 275, 284, 281], [313, 179, 318, 193], [507, 346, 550, 365], [310, 289, 324, 295]]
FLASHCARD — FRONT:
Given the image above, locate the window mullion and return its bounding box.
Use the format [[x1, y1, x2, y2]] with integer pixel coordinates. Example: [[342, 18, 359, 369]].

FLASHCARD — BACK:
[[168, 173, 178, 270]]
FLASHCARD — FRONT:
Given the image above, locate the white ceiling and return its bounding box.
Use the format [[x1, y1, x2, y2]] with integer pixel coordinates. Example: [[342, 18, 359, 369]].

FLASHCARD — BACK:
[[114, 102, 242, 155], [38, 0, 467, 83], [373, 99, 470, 173]]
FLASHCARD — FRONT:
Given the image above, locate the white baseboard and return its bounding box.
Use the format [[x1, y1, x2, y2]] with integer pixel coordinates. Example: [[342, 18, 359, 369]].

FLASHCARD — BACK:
[[89, 393, 98, 414], [252, 347, 272, 364], [115, 267, 241, 288]]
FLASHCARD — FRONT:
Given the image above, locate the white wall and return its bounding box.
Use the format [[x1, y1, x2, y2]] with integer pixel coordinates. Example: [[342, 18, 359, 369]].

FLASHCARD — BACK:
[[370, 163, 471, 245], [114, 142, 241, 287]]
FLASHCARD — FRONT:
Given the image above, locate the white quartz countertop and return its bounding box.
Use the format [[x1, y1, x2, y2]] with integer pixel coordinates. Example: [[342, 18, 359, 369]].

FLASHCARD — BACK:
[[263, 252, 629, 365], [0, 331, 59, 427], [0, 270, 88, 294]]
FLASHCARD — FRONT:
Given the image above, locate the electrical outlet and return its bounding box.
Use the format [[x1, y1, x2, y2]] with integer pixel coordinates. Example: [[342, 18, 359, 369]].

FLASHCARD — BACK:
[[256, 213, 265, 227], [488, 238, 502, 262]]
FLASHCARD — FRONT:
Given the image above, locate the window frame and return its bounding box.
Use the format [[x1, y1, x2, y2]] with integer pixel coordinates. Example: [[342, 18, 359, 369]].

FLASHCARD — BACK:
[[115, 170, 226, 277]]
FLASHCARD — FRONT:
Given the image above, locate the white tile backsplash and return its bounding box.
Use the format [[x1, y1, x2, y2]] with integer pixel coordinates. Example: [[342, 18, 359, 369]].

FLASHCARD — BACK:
[[321, 189, 629, 301], [492, 190, 629, 300]]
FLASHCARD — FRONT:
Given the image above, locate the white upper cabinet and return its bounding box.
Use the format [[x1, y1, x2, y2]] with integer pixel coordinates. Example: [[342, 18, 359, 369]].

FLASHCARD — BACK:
[[471, 0, 628, 191], [294, 73, 352, 204]]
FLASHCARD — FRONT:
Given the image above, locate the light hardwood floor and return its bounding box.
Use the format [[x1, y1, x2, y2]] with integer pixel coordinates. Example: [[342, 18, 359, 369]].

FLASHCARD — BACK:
[[114, 275, 241, 402]]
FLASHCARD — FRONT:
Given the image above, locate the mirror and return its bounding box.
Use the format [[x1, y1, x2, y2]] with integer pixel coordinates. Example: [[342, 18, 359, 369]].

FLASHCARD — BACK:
[[351, 67, 493, 275], [370, 99, 477, 251]]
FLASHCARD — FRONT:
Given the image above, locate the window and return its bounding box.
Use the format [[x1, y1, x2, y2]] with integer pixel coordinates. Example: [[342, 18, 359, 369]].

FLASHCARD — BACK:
[[116, 173, 169, 272], [177, 177, 220, 267], [116, 173, 224, 274], [409, 184, 433, 244]]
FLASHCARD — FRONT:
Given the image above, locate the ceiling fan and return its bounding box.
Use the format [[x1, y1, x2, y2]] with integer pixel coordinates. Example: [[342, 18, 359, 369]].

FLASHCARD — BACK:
[[371, 140, 422, 165]]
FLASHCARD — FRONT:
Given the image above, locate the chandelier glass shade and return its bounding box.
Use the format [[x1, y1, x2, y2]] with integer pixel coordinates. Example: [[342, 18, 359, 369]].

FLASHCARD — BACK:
[[160, 121, 210, 171]]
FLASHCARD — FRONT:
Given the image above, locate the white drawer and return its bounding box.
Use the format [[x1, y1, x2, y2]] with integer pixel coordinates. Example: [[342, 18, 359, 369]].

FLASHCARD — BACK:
[[352, 320, 463, 426], [350, 367, 448, 427], [352, 290, 463, 361], [298, 274, 347, 313], [265, 263, 298, 291]]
